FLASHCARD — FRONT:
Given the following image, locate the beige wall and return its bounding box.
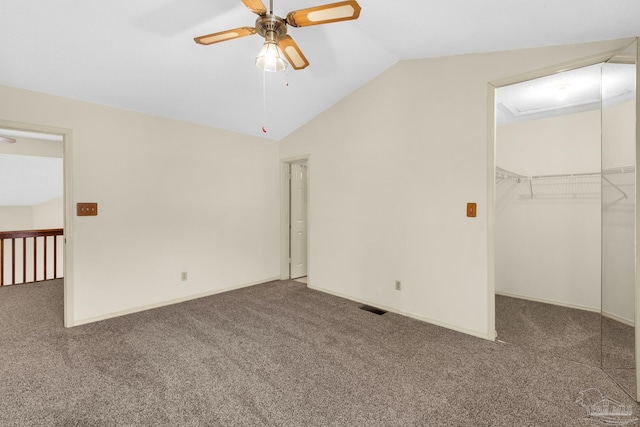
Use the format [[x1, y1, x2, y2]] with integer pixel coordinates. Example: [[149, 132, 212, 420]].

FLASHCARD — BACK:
[[0, 85, 280, 324], [497, 109, 601, 176], [0, 206, 32, 231], [496, 109, 602, 312], [280, 39, 632, 339], [32, 197, 64, 230], [0, 197, 63, 231]]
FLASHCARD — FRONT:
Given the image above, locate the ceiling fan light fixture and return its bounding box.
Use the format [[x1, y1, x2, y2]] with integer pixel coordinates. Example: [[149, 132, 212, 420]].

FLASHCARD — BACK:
[[256, 40, 288, 72], [195, 1, 362, 73], [555, 84, 571, 101]]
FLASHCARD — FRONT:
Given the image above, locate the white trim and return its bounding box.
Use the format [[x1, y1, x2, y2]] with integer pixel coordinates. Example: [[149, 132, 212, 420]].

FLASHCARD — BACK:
[[279, 155, 310, 282], [489, 47, 631, 89], [63, 130, 73, 328], [0, 119, 74, 327], [634, 38, 640, 401], [495, 291, 600, 313], [73, 277, 279, 326], [279, 161, 290, 280], [487, 83, 497, 341], [308, 284, 492, 340]]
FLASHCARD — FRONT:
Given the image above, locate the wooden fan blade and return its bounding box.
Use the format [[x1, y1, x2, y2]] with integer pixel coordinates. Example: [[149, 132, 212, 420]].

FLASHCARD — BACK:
[[286, 0, 361, 27], [241, 0, 267, 15], [278, 35, 309, 70], [194, 27, 256, 45]]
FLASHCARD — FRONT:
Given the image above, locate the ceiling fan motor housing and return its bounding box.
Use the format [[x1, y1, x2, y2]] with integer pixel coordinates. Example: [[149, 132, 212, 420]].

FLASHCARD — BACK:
[[255, 15, 287, 41]]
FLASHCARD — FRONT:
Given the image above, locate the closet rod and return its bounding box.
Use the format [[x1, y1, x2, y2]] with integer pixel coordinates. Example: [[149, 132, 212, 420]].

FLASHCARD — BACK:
[[496, 166, 635, 180], [602, 166, 635, 175], [527, 171, 599, 179], [496, 165, 635, 200]]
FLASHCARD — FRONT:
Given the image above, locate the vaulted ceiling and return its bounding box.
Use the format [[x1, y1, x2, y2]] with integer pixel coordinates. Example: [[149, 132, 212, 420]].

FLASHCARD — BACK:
[[1, 0, 639, 140]]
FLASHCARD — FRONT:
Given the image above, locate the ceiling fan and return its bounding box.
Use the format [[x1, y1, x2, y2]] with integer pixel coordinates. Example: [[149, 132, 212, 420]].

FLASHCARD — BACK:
[[194, 0, 362, 71]]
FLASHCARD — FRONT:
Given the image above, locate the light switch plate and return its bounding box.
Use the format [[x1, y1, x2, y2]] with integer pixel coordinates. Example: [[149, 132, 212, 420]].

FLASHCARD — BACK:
[[77, 203, 98, 216], [467, 203, 477, 218]]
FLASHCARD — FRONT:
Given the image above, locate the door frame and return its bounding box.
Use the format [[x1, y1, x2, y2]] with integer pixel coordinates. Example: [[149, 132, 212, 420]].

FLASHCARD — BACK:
[[487, 49, 619, 340], [487, 41, 640, 398], [0, 119, 74, 327], [280, 155, 310, 281]]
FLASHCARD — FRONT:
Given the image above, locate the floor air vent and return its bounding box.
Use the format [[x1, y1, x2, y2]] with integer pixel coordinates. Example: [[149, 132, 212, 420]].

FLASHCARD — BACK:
[[359, 305, 387, 316]]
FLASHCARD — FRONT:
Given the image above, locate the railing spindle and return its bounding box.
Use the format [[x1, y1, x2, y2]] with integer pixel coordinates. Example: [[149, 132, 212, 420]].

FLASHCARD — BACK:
[[1, 238, 4, 287], [54, 236, 58, 279], [0, 229, 62, 286], [44, 236, 48, 281], [34, 237, 37, 282], [11, 238, 16, 285], [22, 237, 27, 284]]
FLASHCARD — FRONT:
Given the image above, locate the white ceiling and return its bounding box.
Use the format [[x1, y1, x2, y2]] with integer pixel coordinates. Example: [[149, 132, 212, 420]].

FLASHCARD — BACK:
[[0, 129, 63, 207], [1, 0, 640, 140], [0, 154, 63, 206]]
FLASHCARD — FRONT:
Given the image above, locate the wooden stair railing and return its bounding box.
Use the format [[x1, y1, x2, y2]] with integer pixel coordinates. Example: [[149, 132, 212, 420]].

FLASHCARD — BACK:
[[0, 228, 64, 286]]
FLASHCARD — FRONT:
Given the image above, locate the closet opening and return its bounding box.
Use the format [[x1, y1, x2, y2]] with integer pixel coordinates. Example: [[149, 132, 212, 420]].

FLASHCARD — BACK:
[[494, 64, 603, 368], [488, 40, 639, 401]]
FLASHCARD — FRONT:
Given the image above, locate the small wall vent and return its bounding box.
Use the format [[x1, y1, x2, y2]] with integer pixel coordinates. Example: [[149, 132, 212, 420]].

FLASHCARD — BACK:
[[359, 305, 387, 316]]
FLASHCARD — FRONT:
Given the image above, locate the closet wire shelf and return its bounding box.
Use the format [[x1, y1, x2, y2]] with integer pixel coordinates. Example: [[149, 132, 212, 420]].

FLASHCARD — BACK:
[[496, 166, 635, 206]]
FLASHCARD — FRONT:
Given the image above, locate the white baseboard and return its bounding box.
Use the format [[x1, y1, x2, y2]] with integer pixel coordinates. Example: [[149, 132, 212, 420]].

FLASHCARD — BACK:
[[602, 310, 635, 327], [307, 284, 492, 341], [496, 292, 636, 326], [71, 276, 280, 327], [495, 291, 600, 313]]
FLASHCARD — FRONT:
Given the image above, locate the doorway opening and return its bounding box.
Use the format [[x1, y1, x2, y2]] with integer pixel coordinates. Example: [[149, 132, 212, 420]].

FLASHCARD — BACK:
[[0, 120, 73, 327], [280, 156, 309, 283], [488, 41, 639, 400], [493, 63, 604, 369]]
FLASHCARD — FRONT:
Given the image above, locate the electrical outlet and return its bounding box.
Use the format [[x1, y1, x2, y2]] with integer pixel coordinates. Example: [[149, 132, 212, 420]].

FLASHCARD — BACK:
[[395, 280, 401, 291], [181, 272, 188, 281]]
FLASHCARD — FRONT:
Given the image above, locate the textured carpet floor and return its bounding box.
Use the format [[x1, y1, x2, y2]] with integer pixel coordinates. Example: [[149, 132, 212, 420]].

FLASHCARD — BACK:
[[495, 295, 602, 367], [496, 294, 637, 400], [1, 280, 638, 426]]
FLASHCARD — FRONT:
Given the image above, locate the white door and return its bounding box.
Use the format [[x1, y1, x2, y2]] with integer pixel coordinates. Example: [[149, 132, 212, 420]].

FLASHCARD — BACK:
[[290, 163, 307, 278]]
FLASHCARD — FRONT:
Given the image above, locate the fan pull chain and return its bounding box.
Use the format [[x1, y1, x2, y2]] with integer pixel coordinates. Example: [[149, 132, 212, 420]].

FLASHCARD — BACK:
[[261, 65, 289, 134], [262, 69, 267, 133]]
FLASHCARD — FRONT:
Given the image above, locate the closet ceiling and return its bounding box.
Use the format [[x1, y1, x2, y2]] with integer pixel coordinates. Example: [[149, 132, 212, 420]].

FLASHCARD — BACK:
[[497, 63, 636, 126], [1, 0, 640, 140]]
